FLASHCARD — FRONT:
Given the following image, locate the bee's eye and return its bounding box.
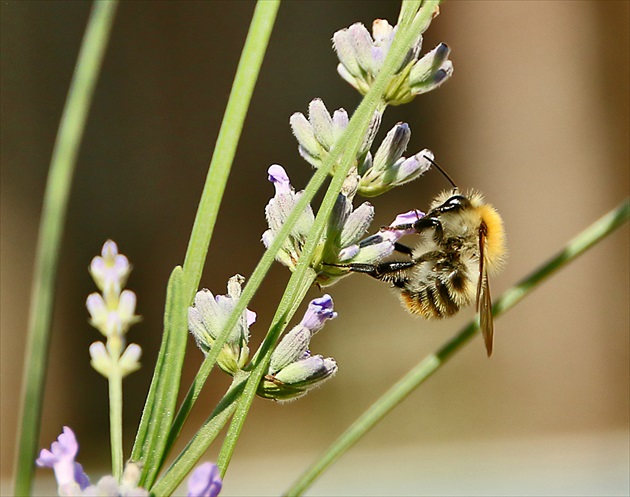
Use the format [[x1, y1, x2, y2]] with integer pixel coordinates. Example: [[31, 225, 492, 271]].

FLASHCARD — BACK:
[[438, 195, 469, 213]]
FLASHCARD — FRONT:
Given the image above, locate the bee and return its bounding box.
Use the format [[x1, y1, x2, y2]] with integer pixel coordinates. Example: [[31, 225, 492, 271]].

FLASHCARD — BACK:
[[333, 157, 506, 356]]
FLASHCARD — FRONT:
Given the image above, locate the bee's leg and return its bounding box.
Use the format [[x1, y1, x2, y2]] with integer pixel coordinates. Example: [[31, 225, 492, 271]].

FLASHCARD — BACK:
[[393, 242, 414, 256], [354, 236, 413, 256], [331, 260, 415, 286], [383, 216, 444, 242]]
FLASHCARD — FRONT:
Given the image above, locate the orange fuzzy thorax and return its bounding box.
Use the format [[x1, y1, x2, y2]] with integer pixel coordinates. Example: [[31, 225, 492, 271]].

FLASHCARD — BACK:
[[477, 202, 506, 273]]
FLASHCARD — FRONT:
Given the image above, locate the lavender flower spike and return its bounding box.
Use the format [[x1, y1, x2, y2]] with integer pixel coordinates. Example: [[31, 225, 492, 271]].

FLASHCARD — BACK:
[[187, 462, 222, 497], [262, 164, 315, 271]]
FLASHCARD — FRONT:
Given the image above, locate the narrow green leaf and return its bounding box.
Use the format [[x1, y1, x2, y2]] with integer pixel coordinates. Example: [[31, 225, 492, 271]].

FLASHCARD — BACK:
[[131, 266, 188, 488], [150, 373, 248, 496], [158, 0, 281, 461], [181, 0, 281, 304], [13, 2, 119, 494]]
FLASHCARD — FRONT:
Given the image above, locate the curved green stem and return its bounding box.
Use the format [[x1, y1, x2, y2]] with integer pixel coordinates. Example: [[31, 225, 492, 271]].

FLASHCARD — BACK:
[[13, 2, 119, 494], [285, 198, 629, 496], [181, 0, 281, 303]]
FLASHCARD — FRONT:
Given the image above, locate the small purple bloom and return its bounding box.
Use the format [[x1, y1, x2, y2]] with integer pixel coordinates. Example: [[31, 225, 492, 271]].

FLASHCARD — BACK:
[[268, 164, 292, 195], [299, 295, 337, 333], [262, 165, 316, 270], [36, 426, 90, 492], [387, 209, 424, 236], [187, 462, 222, 497]]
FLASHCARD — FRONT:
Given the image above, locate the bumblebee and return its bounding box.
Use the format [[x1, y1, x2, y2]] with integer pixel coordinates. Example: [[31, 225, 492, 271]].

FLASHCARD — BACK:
[[335, 160, 506, 356]]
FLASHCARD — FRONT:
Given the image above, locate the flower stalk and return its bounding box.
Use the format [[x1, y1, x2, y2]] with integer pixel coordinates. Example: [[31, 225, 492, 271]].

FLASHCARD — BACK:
[[132, 3, 280, 488], [87, 240, 142, 480], [215, 0, 443, 477]]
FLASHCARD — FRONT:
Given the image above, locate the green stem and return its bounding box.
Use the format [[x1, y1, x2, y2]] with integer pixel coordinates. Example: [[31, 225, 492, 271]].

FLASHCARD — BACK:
[[181, 0, 280, 304], [108, 369, 124, 481], [215, 0, 442, 477], [284, 197, 630, 496], [217, 273, 315, 474], [135, 0, 280, 476], [13, 2, 118, 494], [150, 374, 248, 496]]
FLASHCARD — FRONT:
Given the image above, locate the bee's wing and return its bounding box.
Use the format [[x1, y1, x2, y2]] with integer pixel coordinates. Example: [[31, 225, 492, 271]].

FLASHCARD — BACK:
[[477, 225, 494, 357]]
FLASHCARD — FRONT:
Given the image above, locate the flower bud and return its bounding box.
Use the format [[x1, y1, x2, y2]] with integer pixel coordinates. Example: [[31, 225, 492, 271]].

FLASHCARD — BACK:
[[259, 356, 338, 402], [333, 19, 452, 106], [188, 275, 255, 376], [89, 341, 112, 378], [258, 296, 338, 402]]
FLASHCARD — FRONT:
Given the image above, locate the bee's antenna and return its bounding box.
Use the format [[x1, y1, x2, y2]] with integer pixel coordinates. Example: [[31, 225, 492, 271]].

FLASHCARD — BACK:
[[423, 154, 458, 190]]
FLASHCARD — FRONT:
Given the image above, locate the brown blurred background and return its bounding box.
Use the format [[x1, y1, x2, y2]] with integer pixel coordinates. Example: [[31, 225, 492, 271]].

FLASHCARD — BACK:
[[1, 1, 628, 495]]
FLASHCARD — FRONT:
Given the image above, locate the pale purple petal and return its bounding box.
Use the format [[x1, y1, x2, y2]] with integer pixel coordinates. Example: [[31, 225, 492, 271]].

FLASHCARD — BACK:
[[187, 462, 222, 497], [338, 244, 360, 261], [390, 209, 424, 228], [268, 164, 292, 195], [299, 295, 337, 333], [331, 109, 349, 140], [36, 427, 89, 490], [101, 240, 119, 258], [246, 310, 257, 327]]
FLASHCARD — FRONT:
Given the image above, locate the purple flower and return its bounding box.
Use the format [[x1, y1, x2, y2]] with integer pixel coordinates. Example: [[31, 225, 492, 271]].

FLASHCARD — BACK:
[[268, 164, 292, 194], [37, 428, 150, 496], [187, 462, 222, 497], [36, 426, 90, 494], [299, 295, 338, 333], [262, 164, 315, 270], [260, 296, 338, 402]]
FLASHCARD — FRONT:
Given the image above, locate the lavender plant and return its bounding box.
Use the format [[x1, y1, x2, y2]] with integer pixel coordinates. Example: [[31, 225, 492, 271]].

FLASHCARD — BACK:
[[14, 1, 629, 496]]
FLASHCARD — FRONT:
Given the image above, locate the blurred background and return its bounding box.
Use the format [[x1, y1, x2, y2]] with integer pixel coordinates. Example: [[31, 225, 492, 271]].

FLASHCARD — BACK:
[[1, 1, 628, 495]]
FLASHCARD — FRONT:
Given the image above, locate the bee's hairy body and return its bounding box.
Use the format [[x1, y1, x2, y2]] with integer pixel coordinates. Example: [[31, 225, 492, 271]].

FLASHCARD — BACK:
[[331, 188, 506, 355], [397, 191, 505, 319]]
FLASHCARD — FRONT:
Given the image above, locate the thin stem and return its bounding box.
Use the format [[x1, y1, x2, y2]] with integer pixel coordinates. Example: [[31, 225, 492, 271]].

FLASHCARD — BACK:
[[136, 0, 280, 475], [217, 273, 315, 474], [150, 374, 248, 496], [181, 0, 280, 304], [13, 2, 118, 494], [215, 0, 443, 477], [108, 370, 124, 481], [284, 197, 629, 496]]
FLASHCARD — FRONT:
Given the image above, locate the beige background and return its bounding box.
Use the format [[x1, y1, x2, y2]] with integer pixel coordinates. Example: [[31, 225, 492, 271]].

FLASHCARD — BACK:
[[2, 1, 628, 495]]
